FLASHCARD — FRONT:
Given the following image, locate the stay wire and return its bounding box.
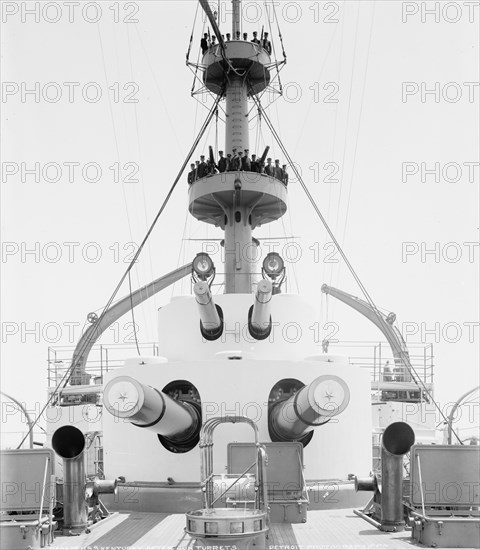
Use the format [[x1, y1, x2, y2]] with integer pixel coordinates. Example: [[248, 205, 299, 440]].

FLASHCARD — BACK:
[[16, 95, 222, 450], [127, 23, 157, 339], [272, 0, 286, 60], [340, 2, 376, 247], [128, 269, 141, 356], [186, 2, 200, 62]]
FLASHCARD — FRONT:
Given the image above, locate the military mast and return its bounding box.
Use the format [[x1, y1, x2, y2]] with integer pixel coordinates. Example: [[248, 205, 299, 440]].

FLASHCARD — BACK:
[[189, 0, 287, 294]]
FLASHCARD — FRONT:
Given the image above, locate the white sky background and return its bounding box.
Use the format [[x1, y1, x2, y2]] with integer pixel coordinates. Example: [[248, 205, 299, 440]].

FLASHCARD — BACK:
[[1, 0, 479, 447]]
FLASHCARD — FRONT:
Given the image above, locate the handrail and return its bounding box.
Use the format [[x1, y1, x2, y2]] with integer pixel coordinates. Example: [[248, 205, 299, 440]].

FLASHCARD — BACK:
[[297, 449, 309, 505]]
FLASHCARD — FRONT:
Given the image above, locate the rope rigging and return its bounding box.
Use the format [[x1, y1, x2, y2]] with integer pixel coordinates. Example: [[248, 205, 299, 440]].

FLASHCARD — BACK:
[[186, 2, 200, 63], [17, 94, 223, 450]]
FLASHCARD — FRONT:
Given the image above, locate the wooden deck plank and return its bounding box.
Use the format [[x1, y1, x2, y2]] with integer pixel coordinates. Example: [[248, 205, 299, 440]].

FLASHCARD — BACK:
[[290, 510, 414, 549], [91, 512, 168, 548], [50, 513, 129, 548], [134, 513, 195, 549], [48, 509, 479, 549]]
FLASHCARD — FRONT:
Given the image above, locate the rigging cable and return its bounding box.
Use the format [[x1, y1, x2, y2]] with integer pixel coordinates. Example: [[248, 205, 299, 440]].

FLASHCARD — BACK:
[[272, 0, 286, 61], [17, 94, 223, 450], [128, 269, 141, 356], [133, 24, 182, 151], [189, 3, 203, 95], [332, 0, 361, 291], [215, 108, 219, 156], [186, 2, 200, 62], [127, 23, 157, 339], [340, 2, 376, 248], [98, 22, 150, 341]]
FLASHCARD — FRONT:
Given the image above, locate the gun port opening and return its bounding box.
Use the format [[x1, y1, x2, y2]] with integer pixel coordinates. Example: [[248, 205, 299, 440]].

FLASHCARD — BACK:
[[200, 304, 224, 341], [157, 380, 202, 454], [247, 305, 272, 340]]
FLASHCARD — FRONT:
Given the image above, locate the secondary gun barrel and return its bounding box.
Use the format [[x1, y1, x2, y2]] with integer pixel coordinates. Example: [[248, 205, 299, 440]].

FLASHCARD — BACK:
[[259, 146, 270, 165], [270, 375, 350, 441], [249, 279, 272, 339], [194, 281, 223, 339], [103, 376, 199, 443]]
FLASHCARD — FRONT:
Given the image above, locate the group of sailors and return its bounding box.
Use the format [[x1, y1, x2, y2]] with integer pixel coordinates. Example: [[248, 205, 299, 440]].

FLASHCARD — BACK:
[[382, 361, 407, 383], [200, 30, 272, 55], [187, 148, 288, 185]]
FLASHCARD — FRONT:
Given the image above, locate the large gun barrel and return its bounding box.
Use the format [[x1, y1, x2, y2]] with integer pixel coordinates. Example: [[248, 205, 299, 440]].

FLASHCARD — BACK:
[[193, 281, 223, 339], [249, 279, 272, 339], [103, 376, 200, 448], [270, 375, 350, 441]]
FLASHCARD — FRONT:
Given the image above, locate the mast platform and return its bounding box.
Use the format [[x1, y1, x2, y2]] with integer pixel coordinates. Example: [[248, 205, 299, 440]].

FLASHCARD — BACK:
[[202, 42, 271, 96], [188, 171, 287, 229]]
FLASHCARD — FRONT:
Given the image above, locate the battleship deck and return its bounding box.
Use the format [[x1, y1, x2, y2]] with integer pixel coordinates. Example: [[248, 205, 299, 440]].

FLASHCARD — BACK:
[[48, 509, 468, 550]]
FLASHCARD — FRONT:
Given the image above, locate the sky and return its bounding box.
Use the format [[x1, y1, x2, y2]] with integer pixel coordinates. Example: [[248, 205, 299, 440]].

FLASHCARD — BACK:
[[1, 0, 479, 448]]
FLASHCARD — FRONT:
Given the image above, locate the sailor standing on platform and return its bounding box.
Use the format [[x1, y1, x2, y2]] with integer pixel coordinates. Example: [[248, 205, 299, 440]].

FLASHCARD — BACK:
[[197, 155, 208, 178], [211, 35, 216, 48], [229, 149, 240, 171], [273, 159, 283, 180], [257, 156, 265, 174], [237, 151, 244, 170], [200, 33, 209, 54], [226, 33, 231, 41], [236, 30, 241, 40], [282, 164, 289, 185], [262, 32, 272, 55], [250, 154, 258, 173], [251, 31, 260, 45], [242, 149, 251, 171], [218, 151, 227, 173], [187, 163, 196, 185], [264, 158, 273, 176], [383, 360, 393, 382], [243, 32, 248, 40]]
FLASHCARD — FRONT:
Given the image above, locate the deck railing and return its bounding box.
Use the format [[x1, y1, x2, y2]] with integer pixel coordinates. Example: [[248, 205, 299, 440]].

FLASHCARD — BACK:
[[328, 341, 434, 384], [47, 340, 433, 391]]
